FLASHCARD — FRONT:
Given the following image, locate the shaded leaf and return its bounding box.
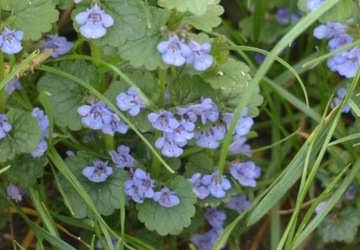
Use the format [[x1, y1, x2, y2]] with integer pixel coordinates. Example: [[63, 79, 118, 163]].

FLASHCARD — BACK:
[[59, 152, 128, 218], [158, 0, 217, 16], [6, 155, 48, 187], [2, 0, 59, 41], [117, 7, 170, 70], [185, 4, 224, 32], [37, 60, 100, 131], [137, 176, 197, 235]]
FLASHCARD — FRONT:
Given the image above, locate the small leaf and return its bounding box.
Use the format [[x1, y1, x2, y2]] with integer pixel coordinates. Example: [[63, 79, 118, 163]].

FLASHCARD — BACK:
[[158, 0, 217, 16], [2, 0, 59, 41], [201, 59, 263, 116], [297, 0, 352, 23], [5, 155, 48, 188], [117, 7, 170, 70], [72, 0, 148, 47], [137, 176, 197, 235], [318, 207, 360, 243], [37, 60, 100, 131], [168, 74, 220, 107], [59, 153, 128, 218], [0, 109, 42, 163], [185, 4, 224, 32], [184, 153, 214, 177]]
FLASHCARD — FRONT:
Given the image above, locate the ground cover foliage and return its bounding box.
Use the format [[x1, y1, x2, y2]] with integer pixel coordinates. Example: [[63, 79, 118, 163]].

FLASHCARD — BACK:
[[1, 0, 360, 249]]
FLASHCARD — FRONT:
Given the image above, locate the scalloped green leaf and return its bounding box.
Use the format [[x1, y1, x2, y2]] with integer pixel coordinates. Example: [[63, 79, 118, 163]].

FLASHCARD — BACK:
[[37, 60, 100, 131], [72, 0, 148, 47], [201, 59, 263, 116], [185, 4, 224, 32], [319, 207, 360, 243], [168, 74, 220, 107], [2, 0, 59, 41], [117, 7, 170, 70], [158, 0, 217, 16], [59, 153, 128, 218], [0, 110, 42, 163], [5, 155, 48, 187], [137, 176, 197, 235], [184, 153, 214, 177], [297, 0, 352, 23]]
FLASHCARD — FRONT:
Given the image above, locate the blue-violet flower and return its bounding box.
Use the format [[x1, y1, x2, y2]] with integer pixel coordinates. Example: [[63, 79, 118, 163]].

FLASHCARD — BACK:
[[157, 35, 192, 66], [153, 187, 180, 207], [0, 28, 23, 55], [0, 114, 12, 139], [75, 4, 114, 39], [42, 34, 73, 58], [82, 161, 113, 183], [116, 87, 146, 116]]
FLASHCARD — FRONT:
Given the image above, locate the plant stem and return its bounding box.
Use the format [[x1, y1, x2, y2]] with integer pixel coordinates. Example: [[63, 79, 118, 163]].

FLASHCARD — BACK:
[[151, 69, 167, 179]]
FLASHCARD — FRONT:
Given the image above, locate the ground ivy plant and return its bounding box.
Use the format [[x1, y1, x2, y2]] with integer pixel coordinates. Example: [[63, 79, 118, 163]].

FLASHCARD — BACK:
[[2, 0, 360, 249]]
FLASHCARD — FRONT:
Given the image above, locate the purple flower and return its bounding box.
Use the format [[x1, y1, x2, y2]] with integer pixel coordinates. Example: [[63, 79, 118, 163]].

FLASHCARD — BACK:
[[222, 107, 253, 136], [226, 195, 251, 214], [31, 140, 48, 158], [0, 28, 23, 55], [148, 110, 179, 132], [78, 100, 128, 135], [116, 87, 146, 116], [194, 124, 226, 149], [0, 114, 12, 139], [330, 87, 351, 113], [109, 145, 136, 168], [315, 201, 327, 214], [202, 170, 231, 198], [229, 135, 252, 156], [7, 184, 22, 202], [5, 78, 22, 96], [31, 108, 53, 158], [124, 168, 155, 203], [313, 22, 345, 40], [96, 236, 118, 249], [176, 107, 198, 123], [230, 161, 261, 187], [188, 97, 219, 125], [82, 161, 113, 183], [75, 4, 114, 39], [191, 228, 223, 250], [188, 173, 210, 199], [307, 0, 325, 12], [42, 34, 73, 58], [153, 187, 180, 207], [155, 132, 185, 157], [157, 35, 192, 66], [276, 9, 299, 25], [186, 40, 213, 71], [205, 207, 226, 229], [345, 186, 356, 200]]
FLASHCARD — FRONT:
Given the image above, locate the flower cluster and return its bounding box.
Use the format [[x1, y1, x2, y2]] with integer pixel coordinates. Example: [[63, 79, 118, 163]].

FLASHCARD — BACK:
[[313, 21, 360, 78], [191, 207, 226, 250], [42, 34, 73, 58], [124, 168, 179, 207], [78, 100, 128, 136], [189, 170, 231, 199], [75, 4, 114, 39], [157, 35, 213, 71], [148, 97, 254, 158], [0, 28, 23, 55], [31, 108, 54, 158], [330, 87, 351, 113], [82, 160, 113, 183], [0, 114, 12, 139]]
